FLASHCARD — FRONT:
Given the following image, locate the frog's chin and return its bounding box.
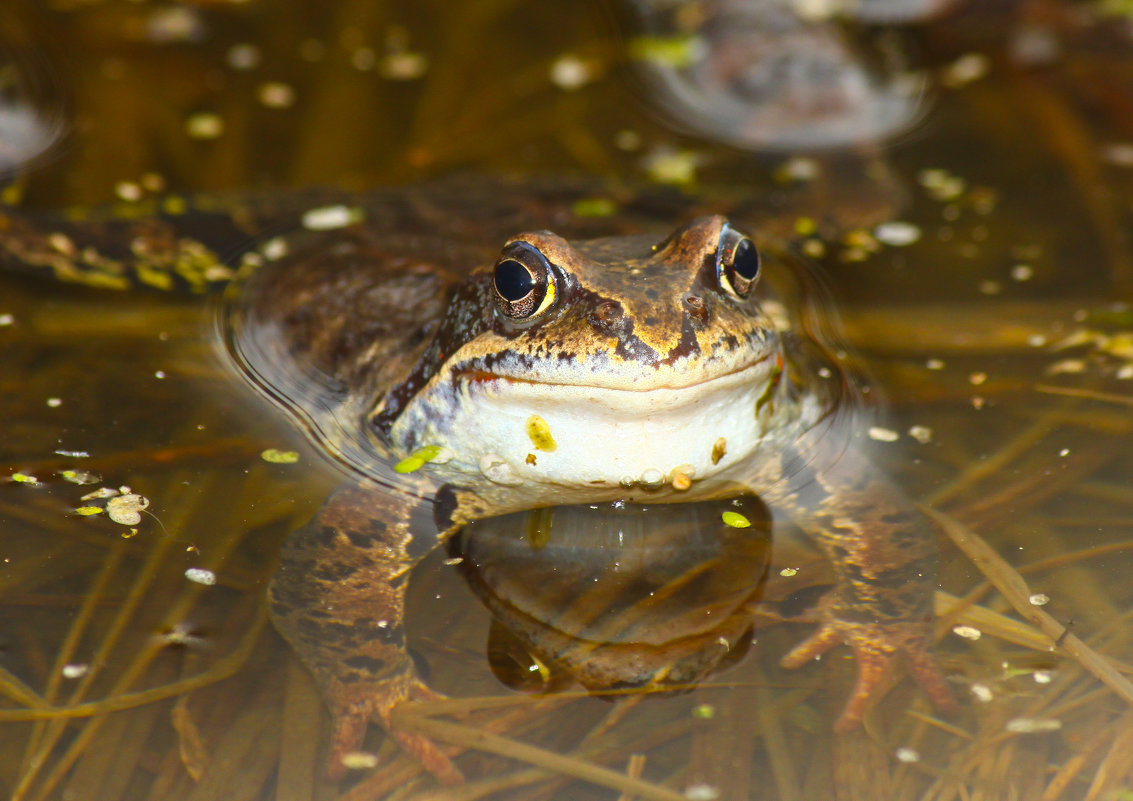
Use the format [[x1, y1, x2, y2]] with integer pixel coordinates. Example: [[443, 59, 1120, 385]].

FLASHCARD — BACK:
[[391, 357, 790, 509]]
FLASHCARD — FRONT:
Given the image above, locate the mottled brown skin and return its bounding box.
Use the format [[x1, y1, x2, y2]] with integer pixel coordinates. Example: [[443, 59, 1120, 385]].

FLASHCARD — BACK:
[[0, 177, 951, 783]]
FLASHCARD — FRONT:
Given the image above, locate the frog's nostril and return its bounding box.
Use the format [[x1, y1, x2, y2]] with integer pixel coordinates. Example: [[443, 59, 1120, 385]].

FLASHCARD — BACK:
[[589, 300, 624, 332], [683, 293, 708, 322], [597, 300, 622, 319]]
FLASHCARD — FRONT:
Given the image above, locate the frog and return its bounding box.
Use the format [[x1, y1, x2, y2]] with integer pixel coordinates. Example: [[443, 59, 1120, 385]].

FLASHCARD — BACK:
[[0, 175, 954, 784]]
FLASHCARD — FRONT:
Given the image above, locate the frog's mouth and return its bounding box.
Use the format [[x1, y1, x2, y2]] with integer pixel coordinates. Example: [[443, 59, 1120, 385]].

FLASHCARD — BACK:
[[452, 350, 777, 394], [392, 351, 788, 505]]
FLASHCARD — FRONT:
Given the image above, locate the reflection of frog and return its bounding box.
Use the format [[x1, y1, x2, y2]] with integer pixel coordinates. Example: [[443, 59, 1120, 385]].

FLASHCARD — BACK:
[[453, 496, 776, 695], [0, 178, 953, 783], [625, 0, 965, 150]]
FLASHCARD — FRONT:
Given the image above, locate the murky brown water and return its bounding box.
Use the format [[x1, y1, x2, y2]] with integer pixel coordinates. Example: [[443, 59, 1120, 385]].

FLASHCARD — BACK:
[[4, 2, 1133, 799]]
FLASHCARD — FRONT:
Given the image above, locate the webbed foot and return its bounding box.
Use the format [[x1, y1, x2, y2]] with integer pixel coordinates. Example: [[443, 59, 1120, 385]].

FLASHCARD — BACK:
[[324, 674, 462, 784], [781, 605, 955, 730]]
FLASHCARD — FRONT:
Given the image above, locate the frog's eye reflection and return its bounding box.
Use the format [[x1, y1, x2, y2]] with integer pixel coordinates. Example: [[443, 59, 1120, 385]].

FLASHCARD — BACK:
[[716, 227, 761, 298], [492, 243, 558, 320]]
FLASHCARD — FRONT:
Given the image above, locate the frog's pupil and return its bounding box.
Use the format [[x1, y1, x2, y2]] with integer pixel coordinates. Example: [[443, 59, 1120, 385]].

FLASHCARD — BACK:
[[732, 239, 760, 281], [494, 259, 535, 301]]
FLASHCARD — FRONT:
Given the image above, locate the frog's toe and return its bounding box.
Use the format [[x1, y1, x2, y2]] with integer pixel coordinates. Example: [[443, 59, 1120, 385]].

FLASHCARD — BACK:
[[408, 679, 449, 705], [322, 679, 463, 784], [781, 619, 954, 730], [388, 728, 464, 785], [780, 622, 844, 669], [325, 711, 369, 781]]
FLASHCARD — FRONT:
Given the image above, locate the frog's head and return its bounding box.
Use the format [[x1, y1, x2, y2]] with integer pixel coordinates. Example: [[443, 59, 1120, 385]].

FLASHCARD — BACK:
[[373, 215, 789, 509]]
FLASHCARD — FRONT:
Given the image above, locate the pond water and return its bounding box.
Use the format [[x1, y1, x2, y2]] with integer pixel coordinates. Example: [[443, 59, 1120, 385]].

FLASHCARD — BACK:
[[3, 1, 1133, 800]]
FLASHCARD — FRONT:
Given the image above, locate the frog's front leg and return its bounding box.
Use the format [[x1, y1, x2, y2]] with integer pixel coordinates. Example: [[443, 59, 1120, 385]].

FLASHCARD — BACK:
[[268, 482, 462, 784], [777, 449, 956, 728]]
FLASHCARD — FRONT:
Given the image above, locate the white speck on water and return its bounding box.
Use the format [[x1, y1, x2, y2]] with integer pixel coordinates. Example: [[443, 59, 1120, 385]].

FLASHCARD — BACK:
[[1011, 264, 1034, 281], [339, 751, 379, 769], [908, 425, 933, 444], [943, 52, 990, 87], [184, 568, 216, 586], [1101, 142, 1133, 166], [185, 112, 224, 140], [380, 51, 428, 80], [953, 625, 982, 640], [62, 664, 89, 679], [227, 43, 261, 71], [46, 398, 62, 408], [874, 221, 921, 246], [115, 181, 142, 202], [1046, 359, 1086, 375], [868, 426, 900, 442], [684, 784, 721, 801], [1006, 717, 1061, 734], [1029, 593, 1050, 606], [302, 205, 363, 231], [258, 82, 296, 108], [970, 683, 994, 703], [926, 358, 945, 370], [262, 237, 288, 261], [779, 156, 821, 181], [550, 55, 594, 90], [895, 747, 920, 763]]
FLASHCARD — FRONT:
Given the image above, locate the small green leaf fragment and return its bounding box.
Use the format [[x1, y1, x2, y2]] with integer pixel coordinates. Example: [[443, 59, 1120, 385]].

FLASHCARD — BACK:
[[571, 198, 617, 218], [525, 415, 557, 452], [692, 704, 716, 719], [261, 448, 300, 464], [414, 445, 444, 462], [11, 473, 38, 484], [721, 511, 751, 528], [393, 445, 444, 474], [74, 506, 104, 516], [60, 469, 99, 485], [628, 35, 701, 68], [394, 456, 425, 474]]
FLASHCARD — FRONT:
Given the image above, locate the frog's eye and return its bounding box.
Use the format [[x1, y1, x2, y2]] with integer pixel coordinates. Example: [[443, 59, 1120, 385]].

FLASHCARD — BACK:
[[716, 226, 761, 299], [492, 242, 558, 320]]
